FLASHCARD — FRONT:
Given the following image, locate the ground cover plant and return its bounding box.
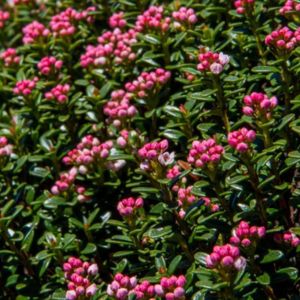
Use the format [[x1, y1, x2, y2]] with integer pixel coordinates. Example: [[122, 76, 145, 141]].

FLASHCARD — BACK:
[[0, 0, 300, 299]]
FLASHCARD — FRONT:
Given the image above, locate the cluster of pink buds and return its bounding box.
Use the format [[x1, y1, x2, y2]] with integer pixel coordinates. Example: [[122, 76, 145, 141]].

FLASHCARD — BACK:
[[45, 84, 70, 104], [274, 231, 300, 247], [154, 275, 186, 300], [62, 135, 113, 174], [178, 189, 219, 218], [228, 128, 256, 153], [230, 221, 266, 247], [234, 0, 255, 14], [0, 137, 13, 157], [80, 28, 137, 69], [132, 280, 155, 299], [206, 244, 246, 271], [116, 130, 129, 149], [63, 257, 98, 300], [50, 7, 95, 37], [104, 90, 137, 128], [76, 186, 91, 203], [0, 10, 10, 28], [22, 21, 50, 44], [125, 68, 171, 99], [13, 0, 34, 4], [172, 7, 197, 29], [243, 92, 278, 119], [0, 48, 20, 66], [187, 138, 224, 168], [280, 0, 300, 15], [177, 186, 196, 208], [167, 165, 186, 192], [138, 139, 174, 170], [109, 12, 127, 29], [38, 56, 63, 75], [197, 49, 230, 74], [184, 72, 196, 81], [107, 273, 137, 300], [265, 27, 299, 54], [117, 196, 144, 217], [201, 197, 220, 213], [167, 165, 181, 180], [13, 77, 38, 96], [138, 139, 169, 160], [135, 6, 171, 33], [51, 167, 77, 195]]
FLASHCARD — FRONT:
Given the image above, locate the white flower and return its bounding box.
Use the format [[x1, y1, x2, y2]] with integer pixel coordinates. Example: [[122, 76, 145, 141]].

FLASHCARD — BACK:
[[210, 63, 223, 74], [158, 151, 175, 166], [219, 52, 230, 65]]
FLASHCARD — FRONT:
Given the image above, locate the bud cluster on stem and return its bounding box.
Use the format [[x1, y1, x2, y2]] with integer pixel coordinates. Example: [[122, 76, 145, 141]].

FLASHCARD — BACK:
[[234, 0, 255, 14], [187, 138, 224, 169], [45, 84, 70, 104], [0, 137, 13, 157], [38, 56, 63, 75], [154, 275, 186, 300], [0, 48, 20, 67], [104, 90, 137, 128], [206, 244, 246, 271], [109, 12, 127, 28], [80, 28, 137, 69], [274, 231, 300, 247], [197, 49, 230, 75], [138, 139, 174, 172], [242, 92, 277, 120], [135, 6, 171, 33], [230, 221, 266, 247], [172, 7, 197, 29], [0, 10, 10, 28], [62, 135, 113, 174], [63, 257, 98, 300], [50, 7, 95, 37], [22, 21, 50, 44], [13, 77, 39, 96], [228, 128, 256, 153], [280, 0, 300, 15], [265, 27, 300, 55], [125, 68, 171, 100], [117, 196, 144, 217]]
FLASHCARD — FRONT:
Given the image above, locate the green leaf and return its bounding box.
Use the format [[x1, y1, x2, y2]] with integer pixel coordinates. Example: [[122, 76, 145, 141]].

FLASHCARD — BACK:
[[81, 243, 97, 254], [145, 226, 173, 239], [168, 255, 182, 275], [256, 272, 270, 285], [286, 151, 300, 167], [260, 250, 284, 264], [194, 252, 208, 266], [252, 66, 279, 73], [273, 267, 298, 282]]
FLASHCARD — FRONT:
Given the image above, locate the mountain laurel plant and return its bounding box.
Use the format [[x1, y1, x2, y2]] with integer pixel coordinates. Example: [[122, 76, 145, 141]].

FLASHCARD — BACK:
[[1, 0, 300, 299]]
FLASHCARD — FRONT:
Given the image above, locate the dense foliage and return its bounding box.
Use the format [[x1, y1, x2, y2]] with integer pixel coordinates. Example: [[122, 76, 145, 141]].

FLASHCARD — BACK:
[[0, 0, 300, 299]]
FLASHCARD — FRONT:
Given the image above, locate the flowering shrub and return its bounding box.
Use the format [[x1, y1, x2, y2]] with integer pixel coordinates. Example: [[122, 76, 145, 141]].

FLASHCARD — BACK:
[[1, 0, 300, 299]]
